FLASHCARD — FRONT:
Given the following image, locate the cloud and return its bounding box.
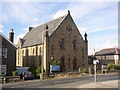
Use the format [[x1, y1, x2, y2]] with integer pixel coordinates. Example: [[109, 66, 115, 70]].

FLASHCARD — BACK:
[[88, 40, 118, 55], [22, 28, 29, 31], [1, 0, 119, 2], [14, 33, 26, 45], [87, 25, 117, 33], [88, 33, 118, 55], [51, 9, 68, 19], [78, 27, 87, 36], [2, 2, 44, 25], [0, 24, 3, 32]]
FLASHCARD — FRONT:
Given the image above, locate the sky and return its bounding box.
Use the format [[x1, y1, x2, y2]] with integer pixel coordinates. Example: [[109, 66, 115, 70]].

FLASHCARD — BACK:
[[0, 0, 119, 55]]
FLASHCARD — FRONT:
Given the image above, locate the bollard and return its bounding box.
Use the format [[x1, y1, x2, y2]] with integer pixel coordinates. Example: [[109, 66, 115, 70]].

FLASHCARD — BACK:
[[89, 67, 92, 75], [3, 77, 6, 84]]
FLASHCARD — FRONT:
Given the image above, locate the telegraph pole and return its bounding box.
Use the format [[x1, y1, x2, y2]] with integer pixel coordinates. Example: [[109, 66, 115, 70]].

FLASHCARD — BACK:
[[41, 31, 44, 80]]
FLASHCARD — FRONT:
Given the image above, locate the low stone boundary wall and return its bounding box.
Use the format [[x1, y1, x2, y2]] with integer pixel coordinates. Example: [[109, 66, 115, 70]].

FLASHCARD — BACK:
[[43, 72, 90, 79], [0, 76, 20, 84]]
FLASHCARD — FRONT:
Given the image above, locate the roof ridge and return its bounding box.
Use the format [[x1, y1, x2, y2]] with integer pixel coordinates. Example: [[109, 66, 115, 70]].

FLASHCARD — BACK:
[[101, 48, 118, 50]]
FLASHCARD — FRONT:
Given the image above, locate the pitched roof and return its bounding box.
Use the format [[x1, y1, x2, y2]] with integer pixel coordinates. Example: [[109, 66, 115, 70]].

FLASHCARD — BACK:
[[0, 32, 17, 48], [95, 48, 120, 56], [21, 14, 68, 48]]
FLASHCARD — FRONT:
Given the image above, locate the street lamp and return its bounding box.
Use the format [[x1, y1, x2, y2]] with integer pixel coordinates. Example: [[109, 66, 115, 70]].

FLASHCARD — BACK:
[[93, 59, 99, 88]]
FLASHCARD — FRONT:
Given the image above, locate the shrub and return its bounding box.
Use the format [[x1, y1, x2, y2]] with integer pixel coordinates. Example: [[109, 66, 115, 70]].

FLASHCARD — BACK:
[[82, 68, 89, 73], [115, 65, 120, 70], [36, 66, 41, 77], [108, 64, 118, 71], [12, 70, 18, 76]]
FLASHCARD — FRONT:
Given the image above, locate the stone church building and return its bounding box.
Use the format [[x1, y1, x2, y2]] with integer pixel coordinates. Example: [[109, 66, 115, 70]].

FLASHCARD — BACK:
[[16, 11, 88, 72]]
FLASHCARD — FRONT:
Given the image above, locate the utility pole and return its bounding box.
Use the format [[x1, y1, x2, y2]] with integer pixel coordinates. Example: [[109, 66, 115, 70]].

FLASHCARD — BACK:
[[41, 31, 44, 80], [41, 25, 49, 80]]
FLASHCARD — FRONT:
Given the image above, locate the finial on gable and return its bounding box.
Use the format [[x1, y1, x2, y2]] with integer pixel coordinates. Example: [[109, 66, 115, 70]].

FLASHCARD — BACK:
[[68, 10, 70, 15], [45, 24, 49, 30]]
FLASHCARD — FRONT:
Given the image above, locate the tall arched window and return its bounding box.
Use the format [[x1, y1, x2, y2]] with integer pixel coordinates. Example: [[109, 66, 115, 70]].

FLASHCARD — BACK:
[[59, 37, 65, 49], [72, 40, 76, 49], [51, 45, 55, 59], [60, 56, 65, 71]]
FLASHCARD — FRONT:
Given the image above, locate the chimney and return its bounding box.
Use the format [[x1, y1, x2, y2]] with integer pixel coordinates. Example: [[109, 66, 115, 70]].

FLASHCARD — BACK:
[[29, 27, 33, 32], [9, 29, 14, 43]]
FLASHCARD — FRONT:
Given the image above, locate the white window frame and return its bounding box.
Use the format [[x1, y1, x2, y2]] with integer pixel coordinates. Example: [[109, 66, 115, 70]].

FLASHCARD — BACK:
[[2, 48, 7, 58]]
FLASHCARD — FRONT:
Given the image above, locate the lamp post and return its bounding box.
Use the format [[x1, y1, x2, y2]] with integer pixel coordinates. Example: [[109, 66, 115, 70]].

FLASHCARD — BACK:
[[93, 49, 99, 88], [93, 60, 99, 88]]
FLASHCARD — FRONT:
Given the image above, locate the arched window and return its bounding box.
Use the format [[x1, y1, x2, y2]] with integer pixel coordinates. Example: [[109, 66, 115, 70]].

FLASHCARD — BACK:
[[68, 57, 71, 68], [72, 40, 76, 49], [73, 57, 77, 70], [51, 45, 55, 58], [60, 56, 65, 71], [59, 37, 65, 49]]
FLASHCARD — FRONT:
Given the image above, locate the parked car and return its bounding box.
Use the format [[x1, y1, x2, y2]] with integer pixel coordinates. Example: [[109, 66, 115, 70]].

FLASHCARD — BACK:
[[20, 72, 34, 80]]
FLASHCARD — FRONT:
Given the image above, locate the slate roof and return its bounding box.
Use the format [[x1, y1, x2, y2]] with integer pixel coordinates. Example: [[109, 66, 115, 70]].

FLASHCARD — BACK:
[[95, 48, 120, 56], [21, 14, 68, 48], [0, 32, 17, 48]]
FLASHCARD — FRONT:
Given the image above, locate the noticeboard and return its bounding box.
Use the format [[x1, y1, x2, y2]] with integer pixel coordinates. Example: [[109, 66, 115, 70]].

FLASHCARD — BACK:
[[50, 65, 60, 72]]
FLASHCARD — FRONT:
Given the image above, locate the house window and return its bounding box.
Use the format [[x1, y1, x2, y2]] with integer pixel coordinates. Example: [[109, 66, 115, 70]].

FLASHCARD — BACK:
[[104, 55, 106, 59], [2, 48, 7, 58], [72, 40, 76, 49], [0, 48, 2, 58], [59, 37, 65, 49]]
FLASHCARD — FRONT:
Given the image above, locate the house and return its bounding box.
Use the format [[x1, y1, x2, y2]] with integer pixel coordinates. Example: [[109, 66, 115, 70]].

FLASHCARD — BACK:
[[0, 29, 17, 75], [95, 48, 120, 66], [16, 10, 88, 72]]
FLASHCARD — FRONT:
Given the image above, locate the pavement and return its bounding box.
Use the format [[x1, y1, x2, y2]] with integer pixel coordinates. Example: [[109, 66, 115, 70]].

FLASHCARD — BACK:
[[79, 80, 119, 88]]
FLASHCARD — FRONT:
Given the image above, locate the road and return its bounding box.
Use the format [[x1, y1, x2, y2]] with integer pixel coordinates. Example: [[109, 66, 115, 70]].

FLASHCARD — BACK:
[[2, 73, 118, 88]]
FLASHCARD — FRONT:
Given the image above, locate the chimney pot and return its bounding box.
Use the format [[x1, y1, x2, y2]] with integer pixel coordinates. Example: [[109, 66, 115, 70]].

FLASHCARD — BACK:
[[9, 29, 14, 43]]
